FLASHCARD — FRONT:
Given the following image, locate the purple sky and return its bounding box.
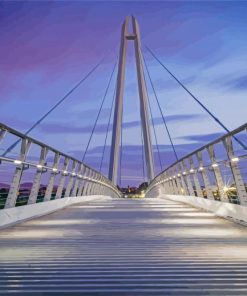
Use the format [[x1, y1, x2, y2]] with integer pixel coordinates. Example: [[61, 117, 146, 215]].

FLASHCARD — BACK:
[[1, 1, 247, 186]]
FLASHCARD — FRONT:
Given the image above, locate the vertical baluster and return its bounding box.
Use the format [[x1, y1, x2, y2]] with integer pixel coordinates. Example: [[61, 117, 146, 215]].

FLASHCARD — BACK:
[[28, 146, 48, 204], [182, 160, 194, 196], [178, 162, 188, 195], [224, 136, 247, 205], [189, 156, 203, 197], [5, 138, 31, 208], [55, 157, 69, 199], [77, 166, 86, 196], [64, 160, 76, 197], [174, 166, 182, 195], [72, 164, 82, 197], [94, 174, 100, 195], [82, 168, 90, 196], [87, 171, 94, 195], [196, 151, 213, 199], [207, 145, 228, 202], [170, 169, 178, 195], [44, 153, 60, 201]]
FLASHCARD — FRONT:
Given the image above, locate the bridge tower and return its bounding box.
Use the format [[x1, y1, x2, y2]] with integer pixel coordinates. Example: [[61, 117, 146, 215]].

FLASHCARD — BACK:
[[109, 16, 155, 185]]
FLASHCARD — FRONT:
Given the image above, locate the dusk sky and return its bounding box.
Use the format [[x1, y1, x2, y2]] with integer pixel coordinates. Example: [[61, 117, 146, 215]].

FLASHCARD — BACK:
[[1, 1, 247, 186]]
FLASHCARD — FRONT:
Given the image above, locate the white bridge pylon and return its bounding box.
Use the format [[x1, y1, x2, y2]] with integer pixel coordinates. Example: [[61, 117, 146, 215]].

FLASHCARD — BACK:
[[109, 16, 155, 185]]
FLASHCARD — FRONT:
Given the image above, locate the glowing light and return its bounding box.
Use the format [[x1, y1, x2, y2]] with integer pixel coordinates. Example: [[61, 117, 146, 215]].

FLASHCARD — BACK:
[[63, 170, 68, 175], [182, 172, 186, 175], [190, 169, 194, 173], [177, 174, 181, 177], [36, 164, 43, 169], [212, 163, 218, 168], [231, 157, 239, 162], [199, 166, 204, 171], [52, 168, 58, 172], [72, 172, 76, 176], [223, 186, 229, 193], [14, 160, 22, 165]]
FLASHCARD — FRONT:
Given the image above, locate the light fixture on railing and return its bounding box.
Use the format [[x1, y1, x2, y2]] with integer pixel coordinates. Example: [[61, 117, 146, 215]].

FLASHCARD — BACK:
[[36, 164, 43, 169], [190, 169, 194, 173], [14, 160, 22, 165], [212, 163, 218, 168], [72, 172, 76, 176], [52, 168, 58, 172], [231, 157, 239, 163], [63, 170, 68, 175], [182, 172, 186, 175], [78, 174, 82, 178], [177, 173, 181, 177], [198, 166, 204, 171]]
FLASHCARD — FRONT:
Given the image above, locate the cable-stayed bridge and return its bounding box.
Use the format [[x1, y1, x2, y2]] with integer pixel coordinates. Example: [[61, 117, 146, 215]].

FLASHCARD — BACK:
[[1, 16, 247, 295]]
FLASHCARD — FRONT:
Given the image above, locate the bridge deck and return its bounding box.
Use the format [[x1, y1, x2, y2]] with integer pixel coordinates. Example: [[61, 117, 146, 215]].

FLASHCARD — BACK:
[[1, 197, 247, 295]]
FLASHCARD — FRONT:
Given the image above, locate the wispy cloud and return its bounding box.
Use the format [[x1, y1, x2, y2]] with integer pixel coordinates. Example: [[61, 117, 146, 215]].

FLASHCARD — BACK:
[[38, 113, 205, 134]]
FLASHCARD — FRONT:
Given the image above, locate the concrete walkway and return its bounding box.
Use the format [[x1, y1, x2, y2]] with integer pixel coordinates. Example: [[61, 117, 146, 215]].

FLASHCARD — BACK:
[[1, 197, 247, 295]]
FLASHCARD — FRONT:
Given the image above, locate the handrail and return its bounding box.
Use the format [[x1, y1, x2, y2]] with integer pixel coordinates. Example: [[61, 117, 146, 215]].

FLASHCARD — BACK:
[[146, 122, 247, 206], [0, 122, 122, 210]]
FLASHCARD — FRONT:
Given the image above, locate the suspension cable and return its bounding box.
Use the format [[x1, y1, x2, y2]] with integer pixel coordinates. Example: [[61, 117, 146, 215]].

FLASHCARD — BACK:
[[2, 58, 105, 157], [82, 61, 117, 162], [142, 51, 179, 161], [99, 85, 116, 173], [145, 45, 247, 151]]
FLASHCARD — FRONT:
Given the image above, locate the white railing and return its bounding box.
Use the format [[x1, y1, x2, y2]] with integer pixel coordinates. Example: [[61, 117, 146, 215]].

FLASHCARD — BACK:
[[146, 122, 247, 206], [0, 122, 121, 210]]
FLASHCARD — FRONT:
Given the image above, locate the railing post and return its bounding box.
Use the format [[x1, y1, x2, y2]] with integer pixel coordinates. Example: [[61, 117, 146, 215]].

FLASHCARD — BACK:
[[64, 160, 76, 197], [182, 160, 194, 196], [207, 145, 228, 202], [224, 136, 247, 205], [170, 168, 179, 195], [77, 166, 86, 196], [94, 174, 100, 195], [174, 166, 183, 195], [85, 170, 92, 195], [28, 146, 48, 204], [178, 163, 188, 195], [55, 157, 69, 199], [72, 164, 82, 197], [179, 161, 190, 195], [196, 151, 213, 199], [189, 156, 203, 197], [90, 172, 97, 195], [5, 138, 31, 208], [82, 168, 90, 195], [99, 176, 105, 195], [169, 178, 173, 194], [44, 153, 60, 201]]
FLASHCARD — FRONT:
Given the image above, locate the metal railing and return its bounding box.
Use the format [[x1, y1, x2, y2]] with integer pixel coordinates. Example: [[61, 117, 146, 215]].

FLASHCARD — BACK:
[[0, 122, 121, 209], [146, 122, 247, 206]]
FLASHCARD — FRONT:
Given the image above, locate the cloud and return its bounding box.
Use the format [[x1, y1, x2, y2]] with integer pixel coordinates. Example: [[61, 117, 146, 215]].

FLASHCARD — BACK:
[[228, 75, 247, 90], [38, 113, 205, 135], [178, 132, 224, 143]]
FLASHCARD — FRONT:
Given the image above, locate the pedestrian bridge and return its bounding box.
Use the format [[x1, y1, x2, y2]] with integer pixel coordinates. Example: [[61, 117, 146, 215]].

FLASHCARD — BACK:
[[1, 197, 247, 295], [1, 15, 247, 295]]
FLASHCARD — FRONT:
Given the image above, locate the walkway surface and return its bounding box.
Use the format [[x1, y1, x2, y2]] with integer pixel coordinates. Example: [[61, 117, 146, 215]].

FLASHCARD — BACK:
[[1, 197, 247, 295]]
